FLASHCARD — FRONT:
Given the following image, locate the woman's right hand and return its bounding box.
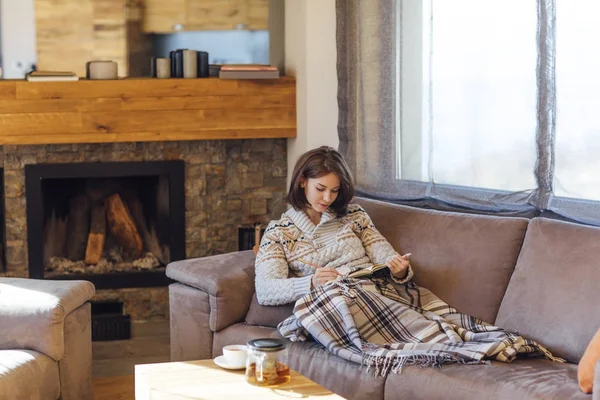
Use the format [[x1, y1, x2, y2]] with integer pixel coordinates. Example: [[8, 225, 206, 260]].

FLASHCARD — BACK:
[[312, 267, 341, 288]]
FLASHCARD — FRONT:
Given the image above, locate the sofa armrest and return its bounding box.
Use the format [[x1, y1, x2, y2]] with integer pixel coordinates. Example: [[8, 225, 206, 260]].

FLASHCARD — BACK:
[[0, 278, 95, 361], [166, 250, 256, 331], [594, 360, 600, 400]]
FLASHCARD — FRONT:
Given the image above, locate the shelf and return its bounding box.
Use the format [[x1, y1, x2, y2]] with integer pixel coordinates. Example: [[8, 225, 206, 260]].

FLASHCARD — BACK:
[[0, 77, 296, 145]]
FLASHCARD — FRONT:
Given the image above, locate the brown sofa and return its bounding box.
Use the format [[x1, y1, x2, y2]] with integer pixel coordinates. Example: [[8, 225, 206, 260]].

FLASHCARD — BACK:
[[0, 278, 95, 400], [166, 197, 600, 399]]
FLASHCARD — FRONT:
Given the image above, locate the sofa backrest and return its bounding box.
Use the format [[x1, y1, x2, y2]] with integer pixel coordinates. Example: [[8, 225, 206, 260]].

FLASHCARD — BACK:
[[355, 197, 529, 324], [495, 217, 600, 363]]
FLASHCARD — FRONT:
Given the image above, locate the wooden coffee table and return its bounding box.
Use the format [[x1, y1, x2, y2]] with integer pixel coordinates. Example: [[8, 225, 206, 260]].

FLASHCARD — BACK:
[[135, 359, 345, 399]]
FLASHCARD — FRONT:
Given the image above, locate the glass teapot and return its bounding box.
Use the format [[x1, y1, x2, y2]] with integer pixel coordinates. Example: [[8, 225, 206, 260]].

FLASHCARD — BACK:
[[245, 338, 290, 386]]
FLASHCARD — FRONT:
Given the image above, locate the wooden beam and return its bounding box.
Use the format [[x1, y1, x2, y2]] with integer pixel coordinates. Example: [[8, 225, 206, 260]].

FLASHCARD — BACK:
[[12, 77, 295, 100], [0, 108, 294, 135], [0, 93, 295, 114], [0, 128, 296, 145], [0, 83, 17, 100], [0, 77, 297, 145]]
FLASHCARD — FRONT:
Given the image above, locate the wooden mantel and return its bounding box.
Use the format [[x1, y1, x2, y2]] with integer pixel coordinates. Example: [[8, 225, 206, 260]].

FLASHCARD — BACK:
[[0, 77, 296, 145]]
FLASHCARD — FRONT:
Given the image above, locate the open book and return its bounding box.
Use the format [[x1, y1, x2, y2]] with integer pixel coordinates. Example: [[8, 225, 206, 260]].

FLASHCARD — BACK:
[[298, 258, 391, 282], [337, 263, 389, 279]]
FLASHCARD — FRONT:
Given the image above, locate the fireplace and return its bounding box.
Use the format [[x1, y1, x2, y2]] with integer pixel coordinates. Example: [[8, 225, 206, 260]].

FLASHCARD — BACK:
[[25, 160, 185, 289]]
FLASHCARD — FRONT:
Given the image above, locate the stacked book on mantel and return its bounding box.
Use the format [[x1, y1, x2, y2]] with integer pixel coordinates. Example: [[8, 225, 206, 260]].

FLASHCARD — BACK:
[[218, 64, 279, 79], [26, 70, 79, 82]]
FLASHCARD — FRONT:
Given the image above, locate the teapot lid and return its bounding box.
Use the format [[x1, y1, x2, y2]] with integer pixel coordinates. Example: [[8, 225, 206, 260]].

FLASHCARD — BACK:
[[247, 338, 286, 352]]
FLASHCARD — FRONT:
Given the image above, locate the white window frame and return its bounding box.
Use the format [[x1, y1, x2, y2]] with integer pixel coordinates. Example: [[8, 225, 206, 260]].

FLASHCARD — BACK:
[[397, 0, 430, 182]]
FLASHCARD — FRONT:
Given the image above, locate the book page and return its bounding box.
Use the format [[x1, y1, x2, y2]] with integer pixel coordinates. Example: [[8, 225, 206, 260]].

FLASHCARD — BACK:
[[346, 264, 388, 278]]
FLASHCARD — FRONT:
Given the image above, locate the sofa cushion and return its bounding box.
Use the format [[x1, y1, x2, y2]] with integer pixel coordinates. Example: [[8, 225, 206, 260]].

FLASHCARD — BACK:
[[0, 349, 60, 400], [0, 278, 95, 361], [356, 197, 529, 324], [495, 218, 600, 363], [384, 359, 587, 399], [245, 294, 294, 327]]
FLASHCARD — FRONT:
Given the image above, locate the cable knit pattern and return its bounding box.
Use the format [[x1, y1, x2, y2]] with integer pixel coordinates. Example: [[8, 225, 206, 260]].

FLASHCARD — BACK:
[[255, 203, 413, 305]]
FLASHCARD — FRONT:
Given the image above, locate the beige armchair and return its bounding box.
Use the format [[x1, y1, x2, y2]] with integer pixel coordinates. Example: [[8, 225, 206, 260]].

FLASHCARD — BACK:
[[0, 277, 95, 400]]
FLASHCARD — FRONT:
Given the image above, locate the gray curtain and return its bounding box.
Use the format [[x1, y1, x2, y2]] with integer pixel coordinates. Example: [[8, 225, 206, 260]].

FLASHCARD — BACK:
[[337, 0, 600, 226], [337, 0, 397, 194]]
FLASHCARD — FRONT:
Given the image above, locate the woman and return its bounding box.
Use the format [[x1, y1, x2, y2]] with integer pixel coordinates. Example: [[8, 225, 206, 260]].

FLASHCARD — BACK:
[[255, 146, 412, 306], [255, 146, 561, 375]]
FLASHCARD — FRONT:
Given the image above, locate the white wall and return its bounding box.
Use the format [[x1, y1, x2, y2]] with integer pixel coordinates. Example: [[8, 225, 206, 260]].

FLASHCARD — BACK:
[[153, 30, 269, 64], [285, 0, 338, 186], [0, 0, 37, 78]]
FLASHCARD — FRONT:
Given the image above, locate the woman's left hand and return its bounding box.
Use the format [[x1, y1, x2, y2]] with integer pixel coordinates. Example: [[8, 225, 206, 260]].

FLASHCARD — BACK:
[[386, 253, 411, 278]]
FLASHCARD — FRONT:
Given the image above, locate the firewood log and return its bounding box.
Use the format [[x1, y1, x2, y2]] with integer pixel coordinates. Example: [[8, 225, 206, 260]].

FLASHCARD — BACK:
[[84, 203, 106, 265], [128, 197, 169, 264], [43, 210, 68, 266], [105, 193, 143, 259], [65, 195, 90, 260]]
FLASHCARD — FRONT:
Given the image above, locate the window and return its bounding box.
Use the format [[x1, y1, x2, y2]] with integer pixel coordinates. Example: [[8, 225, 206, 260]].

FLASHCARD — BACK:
[[555, 0, 600, 202], [398, 0, 600, 210]]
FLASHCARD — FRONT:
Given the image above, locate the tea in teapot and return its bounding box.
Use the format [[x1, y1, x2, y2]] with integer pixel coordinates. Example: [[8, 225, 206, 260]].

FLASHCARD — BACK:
[[245, 338, 290, 387]]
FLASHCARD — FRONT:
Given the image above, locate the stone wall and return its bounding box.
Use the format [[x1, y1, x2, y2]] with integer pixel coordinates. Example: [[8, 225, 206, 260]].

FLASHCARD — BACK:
[[0, 139, 287, 320]]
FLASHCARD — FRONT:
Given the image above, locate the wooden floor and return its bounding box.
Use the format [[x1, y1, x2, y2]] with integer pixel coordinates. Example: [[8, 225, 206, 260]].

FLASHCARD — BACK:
[[93, 375, 134, 400], [92, 320, 170, 379], [91, 319, 169, 399]]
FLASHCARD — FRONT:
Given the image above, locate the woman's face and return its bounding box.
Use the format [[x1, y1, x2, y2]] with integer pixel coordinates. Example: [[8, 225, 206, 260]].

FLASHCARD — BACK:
[[302, 172, 341, 213]]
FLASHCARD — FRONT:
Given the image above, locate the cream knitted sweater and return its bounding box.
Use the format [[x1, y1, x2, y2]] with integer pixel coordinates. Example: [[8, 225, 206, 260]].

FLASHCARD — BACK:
[[254, 204, 414, 305]]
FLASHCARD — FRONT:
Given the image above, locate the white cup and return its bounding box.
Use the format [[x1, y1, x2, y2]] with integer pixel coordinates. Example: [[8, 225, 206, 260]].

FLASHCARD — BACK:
[[222, 344, 247, 366]]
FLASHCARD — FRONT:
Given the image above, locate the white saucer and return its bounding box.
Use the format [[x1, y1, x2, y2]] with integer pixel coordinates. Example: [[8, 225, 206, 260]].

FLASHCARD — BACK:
[[213, 355, 246, 370]]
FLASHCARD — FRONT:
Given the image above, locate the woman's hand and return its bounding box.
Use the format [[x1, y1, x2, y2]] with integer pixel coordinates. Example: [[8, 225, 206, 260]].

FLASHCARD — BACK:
[[312, 267, 341, 288], [386, 253, 411, 278]]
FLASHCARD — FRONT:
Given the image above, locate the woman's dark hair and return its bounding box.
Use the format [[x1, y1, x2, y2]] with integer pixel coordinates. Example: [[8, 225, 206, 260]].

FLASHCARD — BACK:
[[284, 146, 355, 217]]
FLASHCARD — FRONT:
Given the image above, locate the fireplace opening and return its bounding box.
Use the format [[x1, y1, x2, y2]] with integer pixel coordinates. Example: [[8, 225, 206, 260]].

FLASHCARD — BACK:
[[43, 176, 170, 275], [26, 161, 185, 289]]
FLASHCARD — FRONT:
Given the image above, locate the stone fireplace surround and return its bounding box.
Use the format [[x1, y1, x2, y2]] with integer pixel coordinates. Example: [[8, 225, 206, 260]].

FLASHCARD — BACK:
[[0, 139, 287, 320]]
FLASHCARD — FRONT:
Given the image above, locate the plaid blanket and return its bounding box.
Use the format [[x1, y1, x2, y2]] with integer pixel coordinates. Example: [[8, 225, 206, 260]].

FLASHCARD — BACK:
[[278, 275, 564, 376]]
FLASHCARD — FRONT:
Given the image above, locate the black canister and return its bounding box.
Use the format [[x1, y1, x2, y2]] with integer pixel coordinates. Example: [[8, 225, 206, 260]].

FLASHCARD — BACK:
[[197, 51, 209, 78]]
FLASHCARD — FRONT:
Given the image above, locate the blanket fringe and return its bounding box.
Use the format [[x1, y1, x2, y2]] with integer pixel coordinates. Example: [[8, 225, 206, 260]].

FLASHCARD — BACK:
[[537, 344, 566, 363], [362, 352, 488, 377]]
